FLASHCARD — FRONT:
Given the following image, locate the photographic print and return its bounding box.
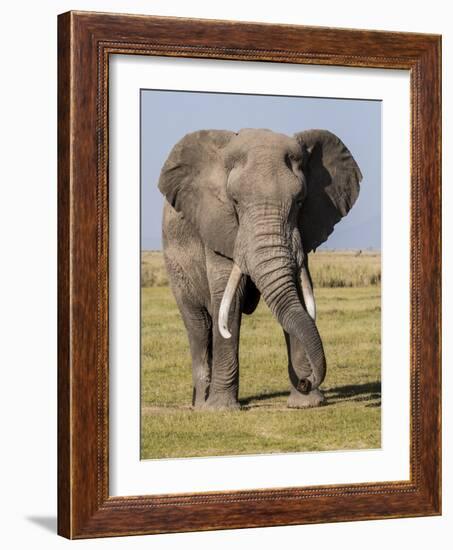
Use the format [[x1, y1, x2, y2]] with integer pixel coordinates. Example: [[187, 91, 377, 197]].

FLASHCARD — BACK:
[[58, 12, 441, 537], [140, 90, 381, 459]]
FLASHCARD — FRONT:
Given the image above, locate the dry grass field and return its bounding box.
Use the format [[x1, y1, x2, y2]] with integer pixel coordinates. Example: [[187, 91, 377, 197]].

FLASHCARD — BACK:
[[141, 250, 381, 289], [140, 250, 381, 459]]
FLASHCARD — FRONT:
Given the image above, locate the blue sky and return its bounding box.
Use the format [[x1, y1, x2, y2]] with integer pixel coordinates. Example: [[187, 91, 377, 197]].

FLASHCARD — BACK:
[[141, 90, 381, 250]]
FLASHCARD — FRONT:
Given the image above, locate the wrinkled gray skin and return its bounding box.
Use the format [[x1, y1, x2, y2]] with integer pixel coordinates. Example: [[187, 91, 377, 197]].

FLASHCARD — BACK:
[[158, 128, 362, 410]]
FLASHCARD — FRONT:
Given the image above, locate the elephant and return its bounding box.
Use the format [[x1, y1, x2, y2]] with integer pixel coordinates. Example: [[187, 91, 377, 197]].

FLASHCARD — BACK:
[[157, 128, 362, 410]]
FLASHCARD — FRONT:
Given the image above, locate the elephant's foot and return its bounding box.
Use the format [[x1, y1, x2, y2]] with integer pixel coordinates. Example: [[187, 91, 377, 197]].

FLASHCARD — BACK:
[[201, 392, 241, 411], [287, 388, 326, 409], [192, 385, 209, 409]]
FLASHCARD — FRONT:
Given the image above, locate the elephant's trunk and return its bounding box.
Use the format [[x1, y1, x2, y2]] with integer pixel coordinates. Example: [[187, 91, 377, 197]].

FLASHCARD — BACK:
[[249, 243, 325, 389], [217, 206, 326, 390]]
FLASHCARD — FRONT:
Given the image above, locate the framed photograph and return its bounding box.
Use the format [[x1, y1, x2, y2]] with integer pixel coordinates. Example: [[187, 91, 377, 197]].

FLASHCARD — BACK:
[[58, 11, 441, 538]]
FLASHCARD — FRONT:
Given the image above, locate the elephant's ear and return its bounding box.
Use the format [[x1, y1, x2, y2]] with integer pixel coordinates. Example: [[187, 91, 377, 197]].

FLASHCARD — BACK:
[[295, 129, 363, 253], [158, 130, 238, 258]]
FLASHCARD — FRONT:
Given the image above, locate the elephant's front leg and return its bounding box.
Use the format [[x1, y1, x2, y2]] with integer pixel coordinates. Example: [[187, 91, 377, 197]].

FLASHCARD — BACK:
[[203, 253, 243, 411], [185, 311, 212, 409], [203, 316, 241, 410], [170, 289, 212, 409], [284, 331, 326, 408]]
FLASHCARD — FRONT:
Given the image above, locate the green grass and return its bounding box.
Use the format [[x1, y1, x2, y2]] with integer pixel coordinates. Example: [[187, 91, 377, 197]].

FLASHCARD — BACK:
[[141, 253, 381, 459]]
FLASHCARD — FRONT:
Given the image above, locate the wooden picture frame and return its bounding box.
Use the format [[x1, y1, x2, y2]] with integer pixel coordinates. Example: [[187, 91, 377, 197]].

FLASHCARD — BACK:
[[58, 10, 441, 539]]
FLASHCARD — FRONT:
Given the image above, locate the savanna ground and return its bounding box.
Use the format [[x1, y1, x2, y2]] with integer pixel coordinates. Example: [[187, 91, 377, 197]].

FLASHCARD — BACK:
[[141, 250, 381, 459]]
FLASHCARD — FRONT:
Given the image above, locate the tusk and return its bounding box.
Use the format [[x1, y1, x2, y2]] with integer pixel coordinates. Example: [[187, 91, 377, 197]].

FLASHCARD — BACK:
[[218, 264, 243, 339], [299, 264, 316, 321]]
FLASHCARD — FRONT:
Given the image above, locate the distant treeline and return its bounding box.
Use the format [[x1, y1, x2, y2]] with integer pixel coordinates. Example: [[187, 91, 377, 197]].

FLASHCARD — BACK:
[[141, 250, 381, 289]]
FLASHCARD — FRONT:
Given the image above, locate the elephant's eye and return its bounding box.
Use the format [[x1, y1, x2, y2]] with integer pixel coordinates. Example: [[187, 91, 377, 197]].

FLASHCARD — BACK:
[[285, 153, 294, 171], [295, 194, 304, 208]]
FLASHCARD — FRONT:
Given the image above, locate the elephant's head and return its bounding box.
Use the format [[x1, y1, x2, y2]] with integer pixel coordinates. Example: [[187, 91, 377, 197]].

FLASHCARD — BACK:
[[159, 128, 362, 398]]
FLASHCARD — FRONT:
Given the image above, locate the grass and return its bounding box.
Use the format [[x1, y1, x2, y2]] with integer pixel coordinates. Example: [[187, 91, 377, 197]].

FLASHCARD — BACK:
[[141, 251, 381, 459], [309, 250, 381, 287], [141, 251, 169, 287], [141, 249, 381, 289]]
